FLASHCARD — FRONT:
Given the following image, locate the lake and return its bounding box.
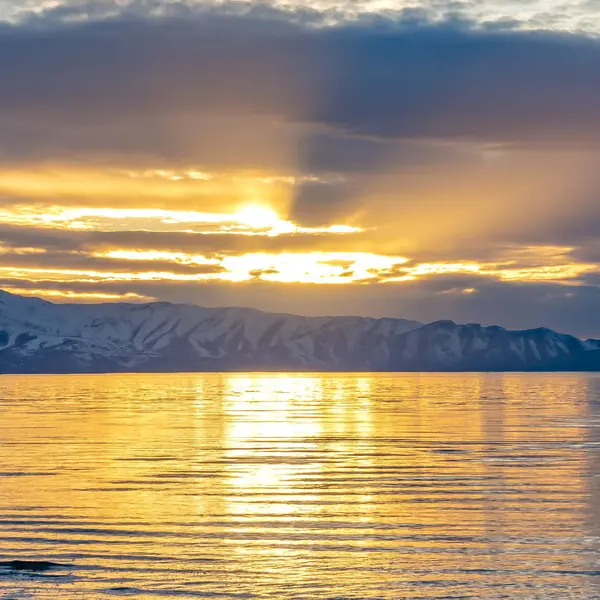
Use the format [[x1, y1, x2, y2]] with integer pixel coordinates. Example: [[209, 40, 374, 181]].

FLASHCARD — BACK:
[[1, 373, 600, 599]]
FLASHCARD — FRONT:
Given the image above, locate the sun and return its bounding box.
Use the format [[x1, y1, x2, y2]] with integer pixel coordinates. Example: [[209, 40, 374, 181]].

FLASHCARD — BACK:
[[236, 205, 281, 229]]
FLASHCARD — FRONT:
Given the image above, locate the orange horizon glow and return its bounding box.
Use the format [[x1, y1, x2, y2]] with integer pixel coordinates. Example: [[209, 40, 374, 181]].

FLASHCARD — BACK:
[[0, 162, 595, 303]]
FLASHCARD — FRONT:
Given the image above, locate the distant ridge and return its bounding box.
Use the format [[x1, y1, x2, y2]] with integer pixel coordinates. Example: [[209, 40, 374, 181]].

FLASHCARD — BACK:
[[0, 289, 598, 373]]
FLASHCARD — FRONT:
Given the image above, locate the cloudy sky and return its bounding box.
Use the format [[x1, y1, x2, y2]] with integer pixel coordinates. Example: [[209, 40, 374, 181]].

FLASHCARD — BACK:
[[2, 0, 600, 336]]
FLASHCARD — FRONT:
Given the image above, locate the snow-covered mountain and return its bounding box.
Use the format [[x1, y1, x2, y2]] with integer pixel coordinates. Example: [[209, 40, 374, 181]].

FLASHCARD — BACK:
[[0, 289, 597, 373]]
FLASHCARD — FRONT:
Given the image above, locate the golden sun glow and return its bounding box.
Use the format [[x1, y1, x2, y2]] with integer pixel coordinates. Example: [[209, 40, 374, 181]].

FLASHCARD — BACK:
[[0, 204, 362, 236], [0, 163, 596, 303], [236, 206, 280, 229], [0, 287, 153, 302], [2, 246, 591, 299]]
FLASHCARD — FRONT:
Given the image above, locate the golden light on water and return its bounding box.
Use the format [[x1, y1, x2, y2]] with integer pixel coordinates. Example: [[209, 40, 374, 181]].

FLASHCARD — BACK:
[[0, 373, 598, 597]]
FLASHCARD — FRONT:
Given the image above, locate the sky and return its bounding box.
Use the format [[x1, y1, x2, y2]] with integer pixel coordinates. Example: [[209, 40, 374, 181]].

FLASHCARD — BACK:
[[2, 1, 600, 336]]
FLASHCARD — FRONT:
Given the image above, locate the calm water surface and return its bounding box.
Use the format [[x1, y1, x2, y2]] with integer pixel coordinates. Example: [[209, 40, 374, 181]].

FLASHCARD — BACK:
[[1, 373, 600, 599]]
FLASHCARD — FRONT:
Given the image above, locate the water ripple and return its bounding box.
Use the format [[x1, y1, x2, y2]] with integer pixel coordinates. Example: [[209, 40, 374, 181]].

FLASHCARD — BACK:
[[1, 373, 600, 599]]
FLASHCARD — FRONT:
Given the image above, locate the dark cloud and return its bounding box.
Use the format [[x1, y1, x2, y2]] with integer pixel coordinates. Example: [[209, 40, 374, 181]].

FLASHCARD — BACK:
[[2, 3, 599, 239], [153, 278, 600, 340], [0, 250, 225, 275], [0, 5, 600, 153], [290, 181, 361, 226], [0, 223, 376, 254]]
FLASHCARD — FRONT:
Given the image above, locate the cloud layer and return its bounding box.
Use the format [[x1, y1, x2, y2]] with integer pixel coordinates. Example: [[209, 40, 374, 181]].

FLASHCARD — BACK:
[[0, 3, 599, 336]]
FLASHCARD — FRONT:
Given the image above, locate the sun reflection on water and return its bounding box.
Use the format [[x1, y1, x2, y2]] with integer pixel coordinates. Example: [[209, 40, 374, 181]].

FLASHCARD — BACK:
[[0, 373, 599, 599]]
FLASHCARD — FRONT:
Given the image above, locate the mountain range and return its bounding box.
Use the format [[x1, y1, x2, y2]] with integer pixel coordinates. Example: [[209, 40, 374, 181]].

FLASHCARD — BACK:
[[0, 289, 599, 373]]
